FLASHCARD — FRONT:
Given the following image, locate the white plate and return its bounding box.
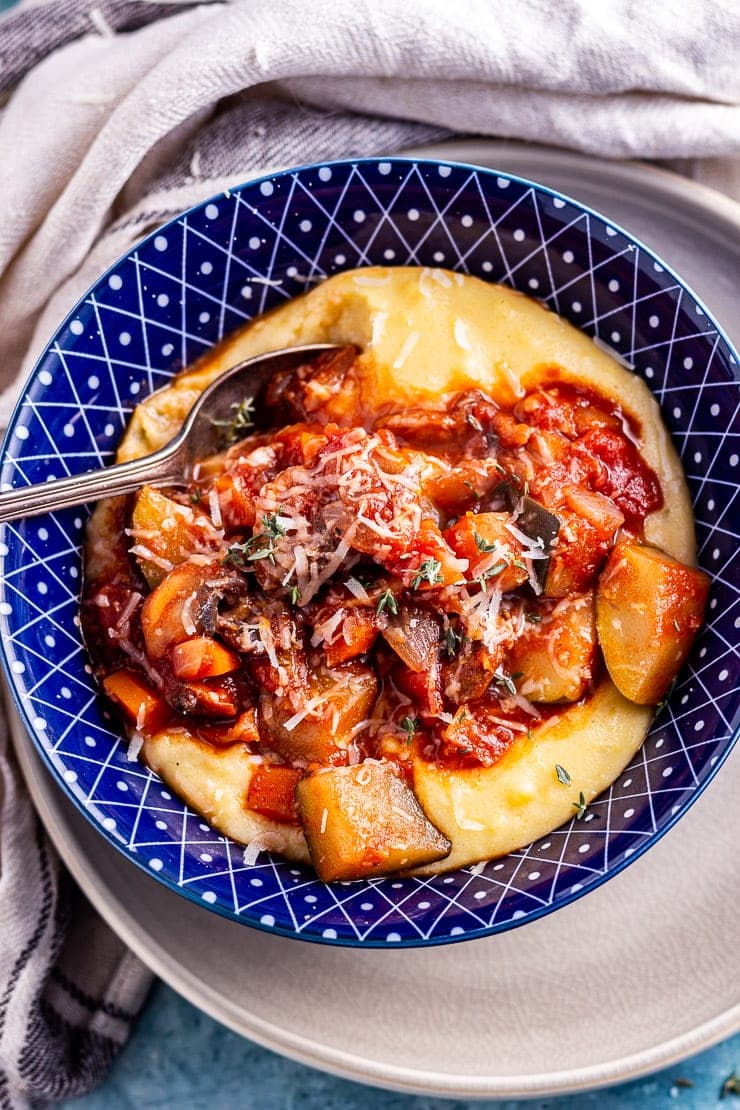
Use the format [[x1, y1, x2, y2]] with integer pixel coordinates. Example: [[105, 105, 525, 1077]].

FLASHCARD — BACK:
[[10, 141, 740, 1100]]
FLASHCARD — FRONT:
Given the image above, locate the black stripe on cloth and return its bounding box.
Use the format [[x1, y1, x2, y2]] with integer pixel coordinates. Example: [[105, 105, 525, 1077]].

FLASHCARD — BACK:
[[0, 819, 55, 1035], [16, 1000, 120, 1102], [0, 819, 55, 1109], [0, 1068, 12, 1110], [49, 969, 136, 1025]]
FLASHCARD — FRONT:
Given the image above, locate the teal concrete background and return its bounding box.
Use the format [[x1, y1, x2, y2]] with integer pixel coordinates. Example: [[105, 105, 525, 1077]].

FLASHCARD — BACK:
[[64, 982, 739, 1109]]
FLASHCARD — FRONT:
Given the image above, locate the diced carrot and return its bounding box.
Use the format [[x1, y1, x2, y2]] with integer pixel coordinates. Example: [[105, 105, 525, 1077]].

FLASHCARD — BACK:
[[102, 670, 169, 733], [199, 708, 260, 747], [394, 518, 468, 590], [444, 512, 528, 591], [325, 609, 378, 667], [214, 472, 256, 529], [294, 429, 329, 464], [246, 764, 302, 824], [172, 636, 241, 680], [141, 560, 214, 660]]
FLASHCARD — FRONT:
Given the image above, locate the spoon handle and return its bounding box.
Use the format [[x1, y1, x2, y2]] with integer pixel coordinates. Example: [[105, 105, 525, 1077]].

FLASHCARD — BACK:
[[0, 447, 181, 524]]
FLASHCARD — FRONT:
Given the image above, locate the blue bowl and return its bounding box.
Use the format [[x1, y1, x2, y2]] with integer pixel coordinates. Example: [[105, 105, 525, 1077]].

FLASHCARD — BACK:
[[1, 158, 738, 947]]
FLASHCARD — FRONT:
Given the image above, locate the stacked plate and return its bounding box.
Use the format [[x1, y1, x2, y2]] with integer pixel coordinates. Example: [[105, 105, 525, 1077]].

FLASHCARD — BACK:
[[8, 141, 740, 1099]]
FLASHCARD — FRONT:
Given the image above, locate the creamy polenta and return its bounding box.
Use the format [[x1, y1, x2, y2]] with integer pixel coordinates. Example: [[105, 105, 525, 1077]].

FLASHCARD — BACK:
[[83, 268, 708, 880]]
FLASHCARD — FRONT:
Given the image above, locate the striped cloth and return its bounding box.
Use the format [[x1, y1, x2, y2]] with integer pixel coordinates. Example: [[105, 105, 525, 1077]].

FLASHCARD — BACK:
[[0, 0, 738, 1105]]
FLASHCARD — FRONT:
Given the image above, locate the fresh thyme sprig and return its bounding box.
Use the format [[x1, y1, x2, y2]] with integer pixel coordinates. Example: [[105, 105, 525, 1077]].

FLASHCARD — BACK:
[[224, 511, 287, 567], [572, 792, 588, 820], [411, 558, 443, 589], [376, 588, 398, 617], [494, 672, 518, 697], [213, 397, 256, 445], [399, 715, 421, 744], [473, 529, 498, 554]]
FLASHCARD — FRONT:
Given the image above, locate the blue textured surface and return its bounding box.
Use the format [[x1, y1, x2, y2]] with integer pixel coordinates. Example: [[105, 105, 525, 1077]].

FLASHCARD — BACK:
[[0, 158, 738, 948], [63, 983, 740, 1109]]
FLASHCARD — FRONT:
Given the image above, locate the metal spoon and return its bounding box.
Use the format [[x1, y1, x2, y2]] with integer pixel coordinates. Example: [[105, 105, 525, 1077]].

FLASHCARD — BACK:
[[0, 344, 341, 524]]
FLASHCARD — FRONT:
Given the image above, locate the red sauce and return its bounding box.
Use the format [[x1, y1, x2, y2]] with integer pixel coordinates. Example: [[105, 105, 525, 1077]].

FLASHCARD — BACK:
[[83, 353, 666, 777]]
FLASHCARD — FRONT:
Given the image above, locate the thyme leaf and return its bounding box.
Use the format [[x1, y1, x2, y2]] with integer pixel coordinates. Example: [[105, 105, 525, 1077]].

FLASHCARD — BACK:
[[213, 397, 256, 445], [376, 588, 398, 617], [555, 764, 571, 786], [473, 529, 498, 553], [494, 672, 518, 697], [399, 715, 421, 744], [572, 791, 588, 820], [411, 557, 443, 589]]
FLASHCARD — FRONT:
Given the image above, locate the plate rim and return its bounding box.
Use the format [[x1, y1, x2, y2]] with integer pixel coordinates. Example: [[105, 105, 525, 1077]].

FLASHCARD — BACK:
[[4, 136, 740, 1097], [10, 705, 740, 1099]]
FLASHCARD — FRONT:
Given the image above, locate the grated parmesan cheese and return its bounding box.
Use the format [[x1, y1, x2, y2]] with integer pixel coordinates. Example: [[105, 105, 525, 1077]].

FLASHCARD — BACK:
[[344, 577, 371, 602], [392, 332, 419, 370], [454, 317, 472, 352], [126, 730, 144, 761]]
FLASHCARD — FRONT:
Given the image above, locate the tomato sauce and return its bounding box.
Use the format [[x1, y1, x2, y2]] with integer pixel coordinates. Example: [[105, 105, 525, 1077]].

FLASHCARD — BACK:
[[83, 349, 666, 781]]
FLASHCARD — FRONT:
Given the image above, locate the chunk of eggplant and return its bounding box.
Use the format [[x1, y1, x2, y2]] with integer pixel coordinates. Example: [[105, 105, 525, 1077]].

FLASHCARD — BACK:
[[506, 595, 597, 703], [596, 542, 709, 705], [258, 662, 377, 763], [495, 483, 561, 591], [381, 605, 439, 672], [295, 761, 451, 882]]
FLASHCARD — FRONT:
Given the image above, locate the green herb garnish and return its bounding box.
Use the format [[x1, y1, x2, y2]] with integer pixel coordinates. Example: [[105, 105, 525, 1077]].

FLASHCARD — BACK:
[[572, 792, 587, 820], [376, 588, 398, 617], [224, 511, 287, 567], [445, 626, 462, 657], [473, 529, 498, 554], [400, 715, 421, 743], [223, 541, 254, 567], [213, 397, 256, 445], [289, 585, 302, 605], [411, 558, 443, 589], [495, 672, 518, 697], [555, 764, 571, 786]]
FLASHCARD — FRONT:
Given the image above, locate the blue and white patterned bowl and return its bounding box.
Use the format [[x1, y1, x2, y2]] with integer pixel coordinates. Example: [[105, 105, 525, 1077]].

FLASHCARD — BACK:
[[1, 159, 738, 947]]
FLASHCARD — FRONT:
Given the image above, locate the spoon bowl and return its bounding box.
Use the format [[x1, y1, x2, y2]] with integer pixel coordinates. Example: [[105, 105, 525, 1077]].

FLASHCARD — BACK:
[[0, 344, 340, 523]]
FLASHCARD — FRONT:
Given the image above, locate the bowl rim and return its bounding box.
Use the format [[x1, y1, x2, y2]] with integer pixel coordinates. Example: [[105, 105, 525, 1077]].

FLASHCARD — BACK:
[[1, 154, 738, 948]]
